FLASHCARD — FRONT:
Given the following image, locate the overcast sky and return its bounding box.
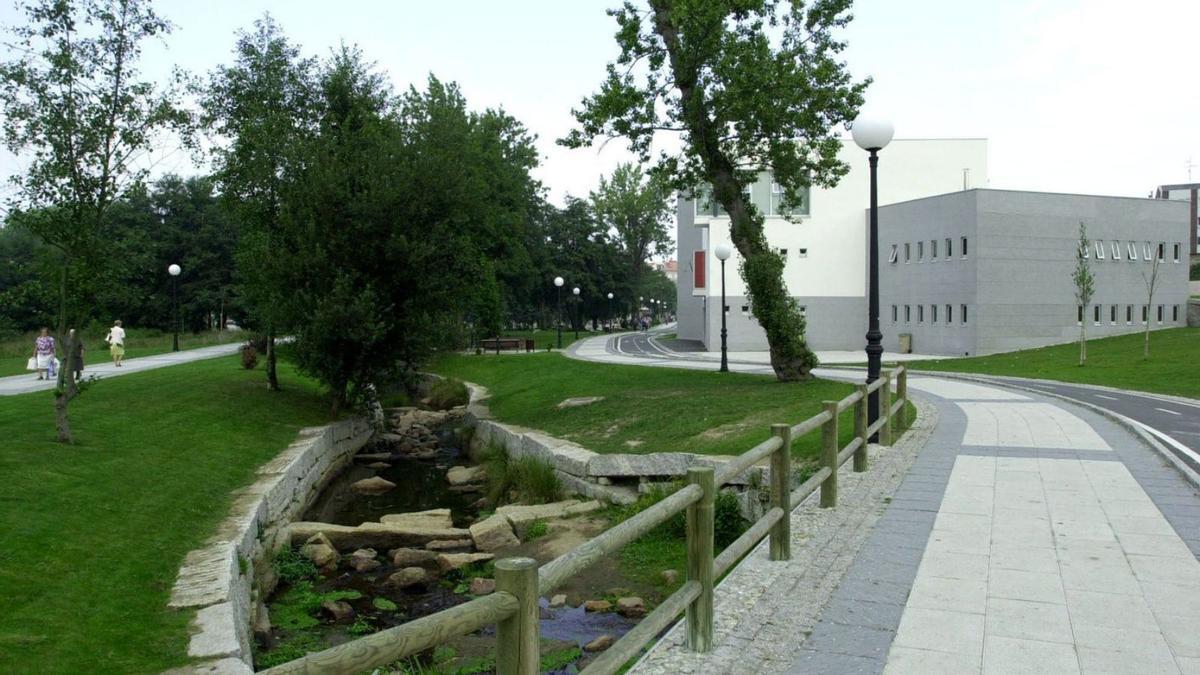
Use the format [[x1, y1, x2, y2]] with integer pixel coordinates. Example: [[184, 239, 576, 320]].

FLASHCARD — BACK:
[[2, 0, 1198, 208]]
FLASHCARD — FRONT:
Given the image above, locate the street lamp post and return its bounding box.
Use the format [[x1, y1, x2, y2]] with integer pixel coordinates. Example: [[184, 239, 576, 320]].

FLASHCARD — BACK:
[[638, 296, 644, 330], [851, 114, 894, 440], [572, 287, 581, 340], [606, 292, 613, 331], [554, 276, 565, 348], [168, 263, 182, 352], [714, 243, 732, 372]]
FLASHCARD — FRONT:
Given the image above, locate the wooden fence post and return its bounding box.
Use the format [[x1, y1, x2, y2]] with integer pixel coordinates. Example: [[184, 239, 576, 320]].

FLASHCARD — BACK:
[[495, 557, 539, 675], [879, 372, 893, 447], [896, 367, 909, 429], [820, 401, 838, 508], [769, 423, 792, 561], [854, 384, 869, 472], [686, 466, 715, 652]]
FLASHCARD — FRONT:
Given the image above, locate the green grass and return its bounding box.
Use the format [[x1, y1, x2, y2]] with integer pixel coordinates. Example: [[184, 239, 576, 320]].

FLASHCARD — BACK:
[[0, 355, 330, 673], [432, 352, 861, 461], [0, 328, 246, 377], [497, 328, 599, 351], [912, 327, 1200, 399]]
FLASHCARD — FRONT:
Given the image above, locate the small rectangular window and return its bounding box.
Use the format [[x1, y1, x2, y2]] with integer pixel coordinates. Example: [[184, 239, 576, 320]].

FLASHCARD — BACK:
[[961, 304, 968, 324], [905, 305, 911, 323], [961, 237, 968, 257], [905, 243, 911, 263], [1173, 305, 1180, 322], [1110, 305, 1117, 324], [891, 305, 898, 323], [1127, 241, 1138, 260], [779, 248, 788, 257], [798, 248, 808, 258], [741, 305, 750, 315], [1173, 243, 1181, 262], [1110, 241, 1120, 260], [1094, 241, 1106, 259], [1142, 305, 1148, 323], [799, 305, 807, 318], [1077, 305, 1083, 324], [1144, 241, 1152, 259], [1157, 305, 1164, 323], [1157, 242, 1165, 262], [945, 238, 953, 257], [918, 305, 925, 323], [1126, 305, 1133, 324], [932, 304, 939, 323], [1093, 305, 1101, 325], [917, 241, 924, 262], [889, 245, 898, 264], [931, 240, 938, 259], [946, 304, 953, 324]]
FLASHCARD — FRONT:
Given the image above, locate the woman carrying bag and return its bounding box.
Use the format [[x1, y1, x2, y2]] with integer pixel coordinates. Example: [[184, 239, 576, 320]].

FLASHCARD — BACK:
[[30, 327, 56, 380]]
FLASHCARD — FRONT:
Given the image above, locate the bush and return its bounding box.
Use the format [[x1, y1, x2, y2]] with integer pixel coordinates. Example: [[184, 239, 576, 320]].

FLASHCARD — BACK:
[[611, 483, 748, 549], [1191, 260, 1200, 282], [479, 444, 562, 505], [427, 377, 469, 410], [273, 547, 318, 584], [240, 344, 259, 370]]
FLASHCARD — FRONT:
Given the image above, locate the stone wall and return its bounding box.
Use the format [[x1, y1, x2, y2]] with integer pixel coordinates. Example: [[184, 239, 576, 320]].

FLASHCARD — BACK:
[[164, 417, 373, 674]]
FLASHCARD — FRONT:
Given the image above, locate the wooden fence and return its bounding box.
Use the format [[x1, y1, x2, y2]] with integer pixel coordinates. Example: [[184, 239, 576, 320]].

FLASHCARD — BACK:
[[262, 366, 910, 675]]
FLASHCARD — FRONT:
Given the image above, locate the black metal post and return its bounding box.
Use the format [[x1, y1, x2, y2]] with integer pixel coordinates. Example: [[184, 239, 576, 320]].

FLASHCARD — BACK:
[[719, 259, 729, 372], [607, 297, 612, 331], [574, 296, 580, 341], [865, 149, 882, 440], [172, 274, 180, 352], [556, 286, 563, 349]]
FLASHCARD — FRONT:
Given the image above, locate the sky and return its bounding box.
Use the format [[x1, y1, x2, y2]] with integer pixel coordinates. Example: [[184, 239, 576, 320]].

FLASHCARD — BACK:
[[1, 0, 1198, 210]]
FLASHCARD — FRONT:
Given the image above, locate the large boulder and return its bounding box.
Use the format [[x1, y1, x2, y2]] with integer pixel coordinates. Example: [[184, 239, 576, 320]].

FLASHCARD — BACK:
[[347, 548, 381, 573], [583, 600, 612, 613], [584, 635, 615, 652], [290, 520, 470, 551], [321, 600, 355, 623], [387, 567, 428, 590], [352, 476, 397, 495], [616, 597, 646, 618], [496, 500, 603, 538], [380, 509, 453, 530], [469, 515, 519, 552], [390, 548, 439, 569], [447, 465, 487, 486], [425, 539, 474, 552], [437, 552, 495, 574], [300, 533, 338, 571]]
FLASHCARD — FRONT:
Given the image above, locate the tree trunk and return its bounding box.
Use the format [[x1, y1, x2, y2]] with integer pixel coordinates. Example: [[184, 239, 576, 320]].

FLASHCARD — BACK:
[[1079, 321, 1086, 366], [54, 264, 74, 443], [266, 325, 280, 391], [1144, 323, 1150, 359]]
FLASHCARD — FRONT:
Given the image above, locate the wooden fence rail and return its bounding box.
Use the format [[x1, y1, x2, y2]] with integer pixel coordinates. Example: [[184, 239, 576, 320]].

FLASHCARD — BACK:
[[261, 366, 909, 675]]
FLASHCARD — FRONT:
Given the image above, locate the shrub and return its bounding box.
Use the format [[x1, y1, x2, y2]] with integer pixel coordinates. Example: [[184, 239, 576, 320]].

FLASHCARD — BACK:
[[479, 444, 562, 505], [611, 483, 748, 549], [273, 547, 318, 583], [1191, 260, 1200, 281], [526, 520, 549, 540], [240, 344, 259, 370], [427, 377, 469, 410]]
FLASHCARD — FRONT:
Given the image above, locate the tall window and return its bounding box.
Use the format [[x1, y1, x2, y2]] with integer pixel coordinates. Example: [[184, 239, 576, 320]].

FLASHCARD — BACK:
[[931, 239, 938, 259], [1173, 305, 1180, 322], [1173, 243, 1181, 262], [1126, 305, 1133, 324], [1110, 305, 1117, 324], [905, 305, 911, 323], [917, 241, 924, 262], [1143, 241, 1152, 259], [1095, 241, 1106, 259], [918, 305, 925, 323], [1127, 241, 1138, 260], [1157, 242, 1166, 262], [961, 304, 968, 324], [1142, 305, 1148, 323], [946, 238, 953, 257], [1110, 241, 1120, 260], [889, 245, 898, 264], [946, 304, 953, 324], [961, 237, 969, 257], [905, 243, 911, 263], [891, 305, 898, 323], [1077, 305, 1083, 324], [1157, 305, 1164, 323], [932, 304, 939, 323], [1093, 305, 1101, 325]]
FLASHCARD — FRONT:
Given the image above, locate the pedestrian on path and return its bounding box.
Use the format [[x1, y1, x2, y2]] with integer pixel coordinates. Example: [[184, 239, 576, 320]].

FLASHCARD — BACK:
[[105, 320, 126, 367], [69, 328, 85, 380], [31, 327, 56, 380]]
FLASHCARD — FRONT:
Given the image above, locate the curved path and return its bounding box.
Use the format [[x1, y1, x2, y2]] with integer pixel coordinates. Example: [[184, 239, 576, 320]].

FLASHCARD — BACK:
[[569, 330, 1200, 674]]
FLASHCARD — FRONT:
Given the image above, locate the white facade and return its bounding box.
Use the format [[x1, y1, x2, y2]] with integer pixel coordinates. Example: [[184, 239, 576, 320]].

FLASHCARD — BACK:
[[678, 139, 989, 350]]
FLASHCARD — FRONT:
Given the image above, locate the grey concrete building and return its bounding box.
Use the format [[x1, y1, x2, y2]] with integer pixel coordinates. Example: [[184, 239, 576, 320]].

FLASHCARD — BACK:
[[878, 189, 1192, 356]]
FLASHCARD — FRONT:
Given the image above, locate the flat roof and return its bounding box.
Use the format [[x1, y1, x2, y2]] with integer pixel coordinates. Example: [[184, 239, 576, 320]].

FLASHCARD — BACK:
[[878, 187, 1187, 210]]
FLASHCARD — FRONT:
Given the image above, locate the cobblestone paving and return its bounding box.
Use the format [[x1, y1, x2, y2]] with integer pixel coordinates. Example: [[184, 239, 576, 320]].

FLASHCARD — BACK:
[[630, 397, 940, 674]]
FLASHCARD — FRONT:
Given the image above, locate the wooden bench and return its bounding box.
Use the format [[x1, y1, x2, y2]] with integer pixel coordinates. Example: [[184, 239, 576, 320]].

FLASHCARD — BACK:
[[480, 337, 533, 352]]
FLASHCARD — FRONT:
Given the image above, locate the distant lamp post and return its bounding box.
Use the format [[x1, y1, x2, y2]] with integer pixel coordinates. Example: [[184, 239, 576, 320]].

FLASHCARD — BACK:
[[851, 113, 894, 439], [572, 287, 581, 340], [168, 263, 182, 352], [638, 295, 644, 329], [606, 292, 614, 331], [714, 243, 732, 372], [554, 276, 565, 348]]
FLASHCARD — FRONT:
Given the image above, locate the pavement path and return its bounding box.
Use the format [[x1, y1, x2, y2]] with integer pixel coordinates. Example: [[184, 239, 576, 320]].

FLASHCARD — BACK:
[[569, 331, 1200, 674], [0, 342, 243, 396]]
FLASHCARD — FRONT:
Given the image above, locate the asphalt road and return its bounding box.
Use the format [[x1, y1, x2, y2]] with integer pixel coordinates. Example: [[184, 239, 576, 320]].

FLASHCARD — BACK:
[[604, 329, 1200, 477]]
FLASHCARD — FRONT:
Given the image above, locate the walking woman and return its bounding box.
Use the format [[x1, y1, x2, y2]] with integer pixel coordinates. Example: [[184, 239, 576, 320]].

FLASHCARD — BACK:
[[32, 327, 56, 380], [105, 320, 126, 367]]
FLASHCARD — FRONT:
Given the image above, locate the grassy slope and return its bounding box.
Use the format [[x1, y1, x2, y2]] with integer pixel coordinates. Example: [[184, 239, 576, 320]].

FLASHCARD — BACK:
[[0, 356, 329, 673], [432, 352, 863, 464], [0, 329, 246, 377], [912, 327, 1200, 399]]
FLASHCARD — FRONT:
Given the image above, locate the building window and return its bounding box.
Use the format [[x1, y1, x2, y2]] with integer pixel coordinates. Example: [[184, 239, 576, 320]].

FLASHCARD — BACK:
[[961, 237, 968, 257], [741, 305, 751, 315], [1110, 305, 1117, 324], [1143, 241, 1152, 259], [1094, 241, 1106, 259], [917, 241, 924, 262], [1093, 305, 1101, 325], [889, 245, 898, 264], [1157, 305, 1164, 323], [1127, 241, 1138, 260], [1077, 305, 1083, 325], [778, 248, 788, 257], [932, 304, 939, 323], [891, 305, 898, 323], [693, 250, 706, 289], [945, 237, 953, 257], [946, 304, 953, 324], [1110, 241, 1120, 260], [918, 305, 925, 323], [769, 179, 810, 216], [798, 248, 808, 258], [961, 304, 968, 324], [799, 305, 807, 318], [1142, 305, 1148, 323], [1173, 243, 1181, 262], [1173, 305, 1180, 322], [904, 243, 911, 263], [1157, 242, 1166, 262], [904, 305, 911, 323], [931, 239, 938, 259], [1126, 305, 1133, 324]]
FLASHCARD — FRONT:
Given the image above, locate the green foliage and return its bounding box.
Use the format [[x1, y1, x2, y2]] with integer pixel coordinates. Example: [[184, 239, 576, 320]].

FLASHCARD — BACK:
[[270, 581, 362, 630], [592, 163, 674, 319], [479, 444, 563, 506], [1190, 260, 1199, 281], [255, 632, 323, 670], [347, 616, 375, 636], [273, 547, 320, 584], [541, 646, 583, 671], [526, 520, 549, 540], [372, 596, 399, 612], [611, 484, 748, 550], [428, 378, 470, 410]]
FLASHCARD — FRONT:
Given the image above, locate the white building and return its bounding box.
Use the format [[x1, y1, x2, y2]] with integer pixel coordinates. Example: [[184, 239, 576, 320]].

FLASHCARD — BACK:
[[676, 139, 989, 351]]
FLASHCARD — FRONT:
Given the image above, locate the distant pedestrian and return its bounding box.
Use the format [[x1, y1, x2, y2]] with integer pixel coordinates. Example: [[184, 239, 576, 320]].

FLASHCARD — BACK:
[[69, 328, 85, 379], [105, 320, 126, 367], [32, 327, 55, 380]]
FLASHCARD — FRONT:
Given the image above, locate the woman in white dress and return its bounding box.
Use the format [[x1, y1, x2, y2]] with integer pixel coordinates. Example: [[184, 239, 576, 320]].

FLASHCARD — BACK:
[[32, 327, 56, 380]]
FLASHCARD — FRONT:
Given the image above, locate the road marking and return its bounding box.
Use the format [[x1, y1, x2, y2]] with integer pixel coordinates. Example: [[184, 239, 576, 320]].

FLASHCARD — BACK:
[[1155, 408, 1183, 416], [1129, 419, 1200, 470], [1095, 394, 1119, 401]]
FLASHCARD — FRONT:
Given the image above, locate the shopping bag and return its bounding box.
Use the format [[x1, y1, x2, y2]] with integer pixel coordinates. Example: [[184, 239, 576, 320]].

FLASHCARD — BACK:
[[26, 357, 37, 371], [48, 358, 57, 378]]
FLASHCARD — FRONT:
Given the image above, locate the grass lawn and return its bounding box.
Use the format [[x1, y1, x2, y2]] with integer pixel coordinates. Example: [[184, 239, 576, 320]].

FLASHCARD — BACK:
[[0, 355, 330, 673], [911, 327, 1200, 400], [497, 328, 599, 351], [0, 329, 246, 377], [432, 352, 890, 465]]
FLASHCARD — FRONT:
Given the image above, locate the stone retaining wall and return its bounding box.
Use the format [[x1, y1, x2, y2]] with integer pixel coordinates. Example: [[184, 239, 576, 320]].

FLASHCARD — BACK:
[[164, 417, 373, 674]]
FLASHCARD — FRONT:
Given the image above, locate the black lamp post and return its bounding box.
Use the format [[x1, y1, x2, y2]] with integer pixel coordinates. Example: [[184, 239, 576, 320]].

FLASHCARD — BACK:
[[851, 114, 894, 439], [572, 287, 581, 340], [714, 243, 732, 372], [554, 276, 564, 348], [168, 263, 182, 351], [606, 292, 613, 331]]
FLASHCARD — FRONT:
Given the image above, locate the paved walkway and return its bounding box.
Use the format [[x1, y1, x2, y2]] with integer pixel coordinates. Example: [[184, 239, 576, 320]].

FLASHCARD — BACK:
[[569, 333, 1200, 674], [0, 342, 243, 396]]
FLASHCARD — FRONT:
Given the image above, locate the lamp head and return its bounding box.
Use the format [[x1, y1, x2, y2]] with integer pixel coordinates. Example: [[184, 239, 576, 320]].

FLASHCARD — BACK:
[[572, 287, 580, 295], [714, 243, 732, 261], [168, 264, 181, 277], [851, 114, 894, 151], [554, 276, 564, 287], [607, 292, 613, 299]]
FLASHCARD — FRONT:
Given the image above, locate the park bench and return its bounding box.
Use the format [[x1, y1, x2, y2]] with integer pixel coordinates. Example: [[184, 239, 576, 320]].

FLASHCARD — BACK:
[[480, 337, 533, 352]]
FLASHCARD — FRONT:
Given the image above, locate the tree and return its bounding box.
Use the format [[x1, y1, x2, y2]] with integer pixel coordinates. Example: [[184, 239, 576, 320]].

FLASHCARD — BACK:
[[1072, 222, 1095, 366], [0, 0, 188, 442], [203, 15, 316, 391], [562, 0, 867, 380], [1142, 247, 1163, 360], [591, 163, 673, 322]]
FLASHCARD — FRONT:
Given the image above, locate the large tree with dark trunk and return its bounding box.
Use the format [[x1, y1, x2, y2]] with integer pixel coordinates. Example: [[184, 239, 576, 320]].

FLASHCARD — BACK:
[[562, 0, 868, 380]]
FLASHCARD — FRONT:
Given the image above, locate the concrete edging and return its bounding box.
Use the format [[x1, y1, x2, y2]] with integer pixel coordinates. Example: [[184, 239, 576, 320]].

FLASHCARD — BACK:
[[163, 417, 373, 673]]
